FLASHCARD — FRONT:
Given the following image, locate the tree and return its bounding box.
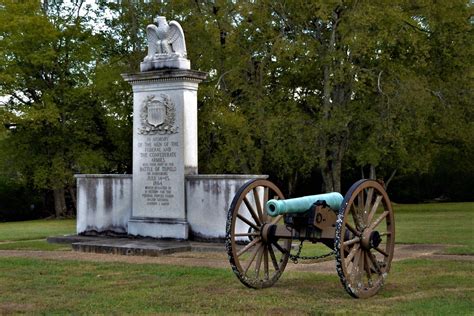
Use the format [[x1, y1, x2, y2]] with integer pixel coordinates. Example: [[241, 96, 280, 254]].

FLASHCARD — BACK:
[[181, 1, 320, 192], [160, 0, 473, 195], [244, 0, 473, 194], [2, 0, 471, 219], [0, 2, 109, 216]]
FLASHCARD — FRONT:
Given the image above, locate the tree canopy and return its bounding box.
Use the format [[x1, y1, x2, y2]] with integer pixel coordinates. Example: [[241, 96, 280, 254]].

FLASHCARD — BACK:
[[0, 0, 472, 217]]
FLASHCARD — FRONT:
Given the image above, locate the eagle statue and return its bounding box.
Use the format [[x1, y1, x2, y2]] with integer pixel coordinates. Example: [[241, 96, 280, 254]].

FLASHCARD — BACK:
[[144, 16, 187, 61]]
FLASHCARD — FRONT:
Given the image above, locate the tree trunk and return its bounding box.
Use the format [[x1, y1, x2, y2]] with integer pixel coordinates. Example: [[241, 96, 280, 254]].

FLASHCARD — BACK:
[[333, 159, 342, 192], [385, 169, 397, 189], [53, 188, 67, 218], [287, 172, 298, 197], [369, 164, 376, 179], [321, 152, 343, 193], [321, 162, 334, 192], [319, 7, 347, 194]]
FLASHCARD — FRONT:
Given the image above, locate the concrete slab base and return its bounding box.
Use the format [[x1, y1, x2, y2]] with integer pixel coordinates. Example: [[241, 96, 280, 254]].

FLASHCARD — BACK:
[[47, 235, 223, 256], [73, 239, 191, 256]]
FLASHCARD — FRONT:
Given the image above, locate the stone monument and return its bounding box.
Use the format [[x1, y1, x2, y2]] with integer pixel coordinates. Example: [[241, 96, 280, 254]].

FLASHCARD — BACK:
[[122, 16, 206, 239], [75, 16, 267, 243]]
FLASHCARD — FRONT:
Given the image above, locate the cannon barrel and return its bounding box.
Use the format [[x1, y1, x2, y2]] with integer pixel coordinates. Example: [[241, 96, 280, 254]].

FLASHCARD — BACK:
[[266, 192, 343, 217]]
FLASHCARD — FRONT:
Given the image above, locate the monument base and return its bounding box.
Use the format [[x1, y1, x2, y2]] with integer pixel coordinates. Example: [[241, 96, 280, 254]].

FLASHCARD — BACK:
[[140, 57, 190, 72], [76, 174, 268, 240], [128, 217, 189, 239]]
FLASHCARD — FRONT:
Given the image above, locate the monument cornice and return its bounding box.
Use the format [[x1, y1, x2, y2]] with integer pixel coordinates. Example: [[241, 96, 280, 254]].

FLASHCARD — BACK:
[[74, 174, 132, 179], [122, 69, 207, 84]]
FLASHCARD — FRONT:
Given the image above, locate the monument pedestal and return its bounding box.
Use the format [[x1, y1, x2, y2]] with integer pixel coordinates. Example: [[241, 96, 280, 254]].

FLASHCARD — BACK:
[[128, 217, 189, 239], [140, 57, 190, 72], [123, 69, 206, 239]]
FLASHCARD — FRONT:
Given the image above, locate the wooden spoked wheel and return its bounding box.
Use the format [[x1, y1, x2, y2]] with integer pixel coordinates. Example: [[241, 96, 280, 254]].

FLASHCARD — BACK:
[[335, 179, 395, 298], [226, 179, 291, 288]]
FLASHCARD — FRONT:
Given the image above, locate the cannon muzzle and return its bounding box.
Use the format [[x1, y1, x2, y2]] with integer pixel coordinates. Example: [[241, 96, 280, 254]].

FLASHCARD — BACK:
[[266, 192, 343, 217]]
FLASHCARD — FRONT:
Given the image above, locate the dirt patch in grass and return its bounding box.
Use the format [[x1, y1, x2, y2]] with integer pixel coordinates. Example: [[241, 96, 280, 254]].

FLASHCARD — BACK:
[[0, 302, 36, 314], [0, 244, 471, 274]]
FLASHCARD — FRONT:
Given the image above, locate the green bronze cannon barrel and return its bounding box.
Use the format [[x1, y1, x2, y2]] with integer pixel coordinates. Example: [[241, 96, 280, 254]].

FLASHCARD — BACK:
[[266, 192, 344, 217]]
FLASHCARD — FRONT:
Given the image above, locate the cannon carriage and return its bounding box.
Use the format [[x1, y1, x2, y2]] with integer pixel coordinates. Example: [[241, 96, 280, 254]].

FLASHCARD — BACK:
[[225, 179, 395, 298]]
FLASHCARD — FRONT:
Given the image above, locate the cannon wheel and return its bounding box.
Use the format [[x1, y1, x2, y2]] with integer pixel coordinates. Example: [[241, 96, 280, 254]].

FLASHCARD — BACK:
[[335, 179, 395, 298], [226, 179, 291, 288]]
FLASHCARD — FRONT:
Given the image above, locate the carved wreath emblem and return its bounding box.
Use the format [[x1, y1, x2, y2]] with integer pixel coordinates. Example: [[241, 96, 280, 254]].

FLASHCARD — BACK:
[[139, 94, 177, 135]]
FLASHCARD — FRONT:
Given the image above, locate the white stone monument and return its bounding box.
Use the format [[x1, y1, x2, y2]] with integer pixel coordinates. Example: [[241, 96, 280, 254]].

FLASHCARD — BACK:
[[122, 16, 206, 239], [75, 16, 268, 244]]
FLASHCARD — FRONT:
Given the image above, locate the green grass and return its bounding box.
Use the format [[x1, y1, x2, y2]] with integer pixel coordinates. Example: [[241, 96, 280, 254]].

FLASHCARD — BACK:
[[0, 257, 471, 314], [0, 219, 76, 241], [0, 219, 75, 251], [0, 239, 70, 251], [394, 202, 474, 254], [0, 204, 472, 313]]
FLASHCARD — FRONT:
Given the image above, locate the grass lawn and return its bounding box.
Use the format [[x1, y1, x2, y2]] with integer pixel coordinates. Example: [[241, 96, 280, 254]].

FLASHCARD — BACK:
[[0, 203, 472, 314], [395, 202, 474, 254], [0, 257, 471, 314], [0, 218, 76, 241], [0, 219, 75, 251]]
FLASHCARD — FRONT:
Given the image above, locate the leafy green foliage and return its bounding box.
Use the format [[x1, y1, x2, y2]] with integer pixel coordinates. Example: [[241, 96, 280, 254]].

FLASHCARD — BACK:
[[1, 0, 473, 218], [0, 2, 136, 215], [171, 1, 473, 195], [0, 3, 105, 207]]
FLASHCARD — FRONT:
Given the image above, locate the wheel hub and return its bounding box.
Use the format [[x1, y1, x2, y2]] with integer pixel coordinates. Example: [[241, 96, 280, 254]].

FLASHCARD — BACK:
[[361, 229, 382, 250], [261, 223, 277, 243]]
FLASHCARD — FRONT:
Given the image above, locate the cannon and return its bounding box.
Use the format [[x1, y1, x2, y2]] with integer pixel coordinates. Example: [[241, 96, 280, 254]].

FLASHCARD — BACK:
[[225, 179, 395, 298]]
